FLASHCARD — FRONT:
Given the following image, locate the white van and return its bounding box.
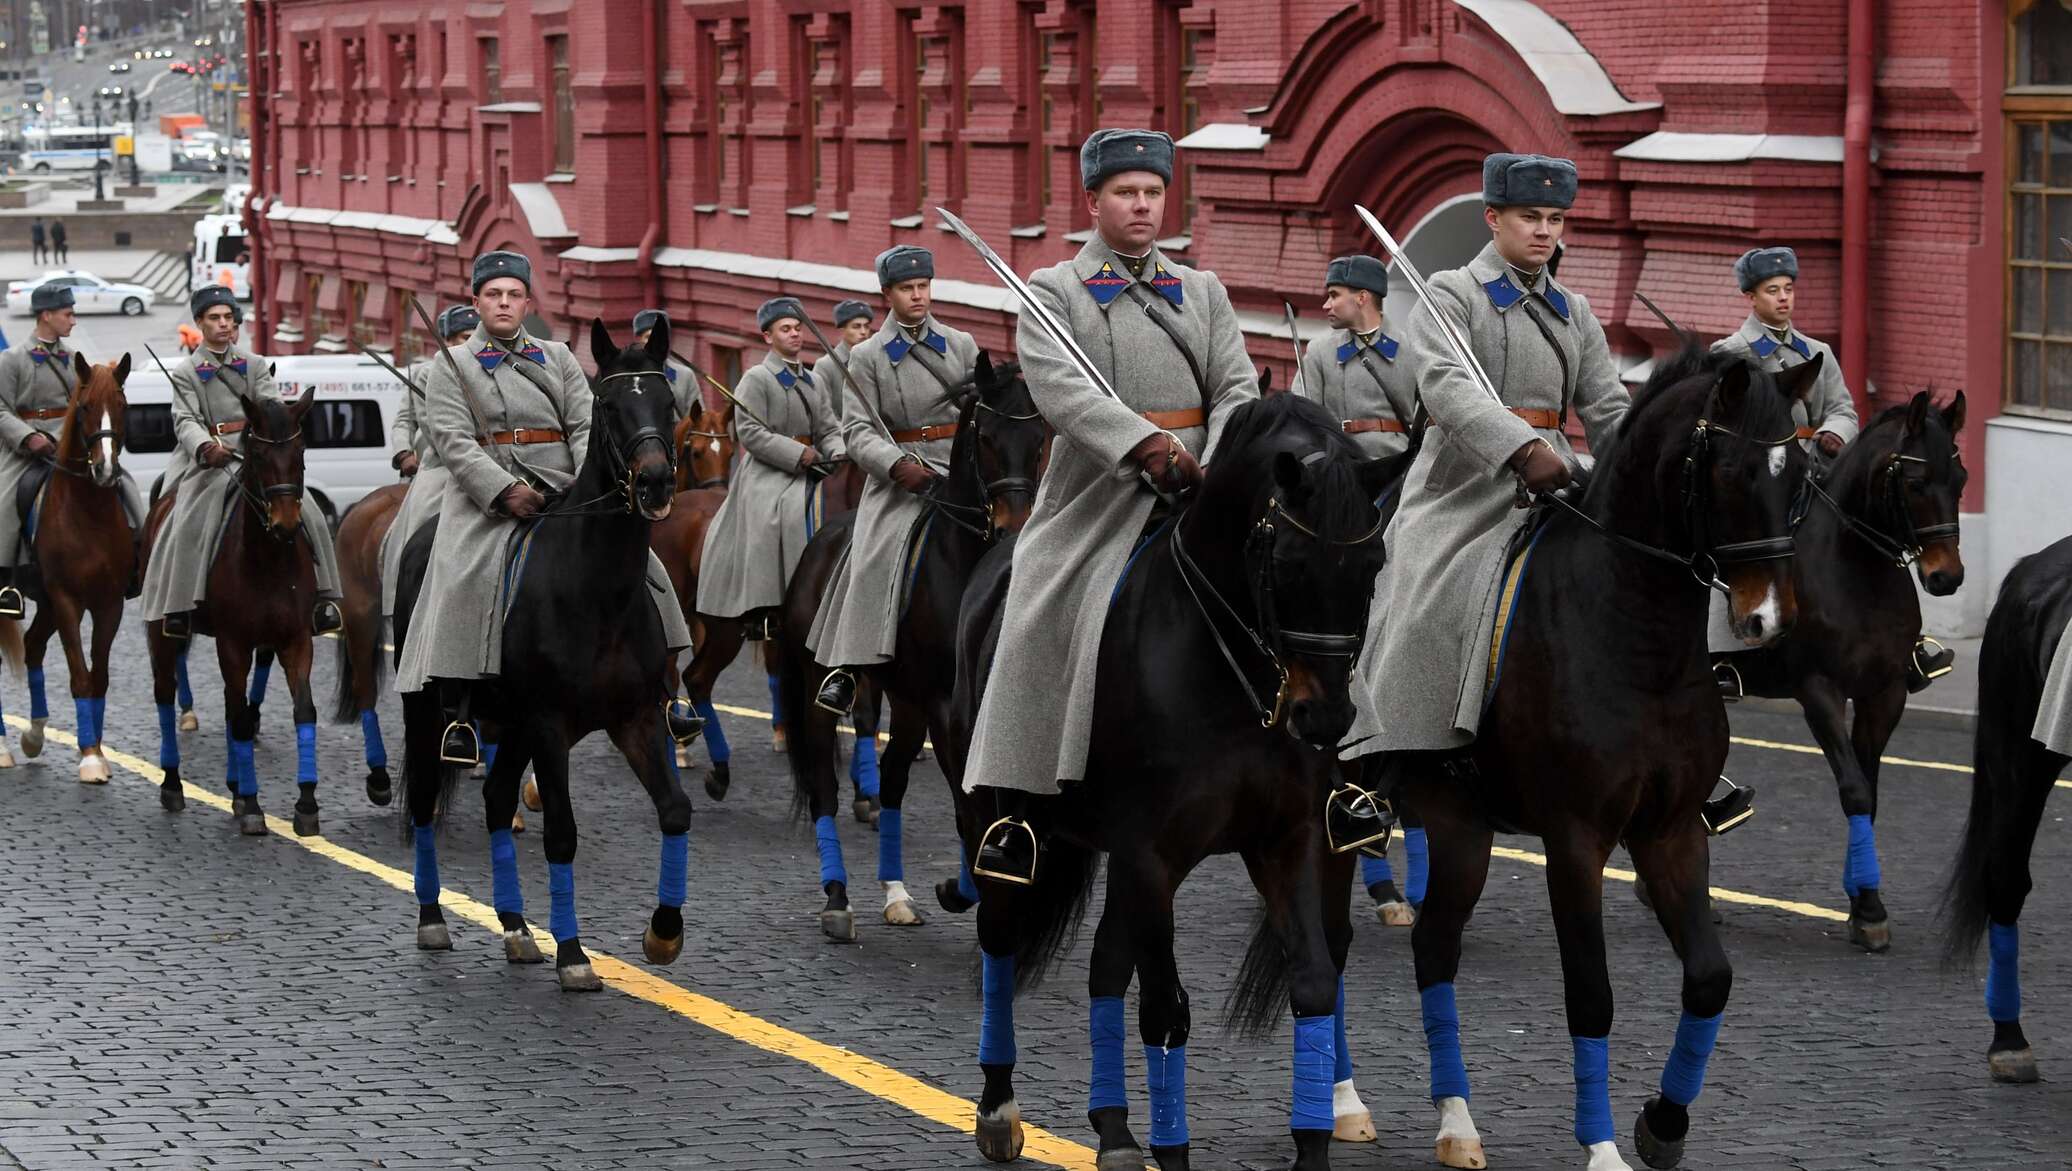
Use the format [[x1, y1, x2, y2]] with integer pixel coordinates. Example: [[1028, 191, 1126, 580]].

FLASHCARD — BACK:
[[190, 213, 251, 300], [122, 352, 410, 528]]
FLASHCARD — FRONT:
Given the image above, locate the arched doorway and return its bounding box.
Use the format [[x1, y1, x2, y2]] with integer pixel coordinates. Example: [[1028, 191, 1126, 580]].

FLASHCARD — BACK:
[[1390, 193, 1487, 303]]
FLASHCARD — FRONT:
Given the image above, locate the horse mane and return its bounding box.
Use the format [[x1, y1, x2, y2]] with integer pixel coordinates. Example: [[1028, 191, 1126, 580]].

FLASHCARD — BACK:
[[1211, 393, 1374, 542]]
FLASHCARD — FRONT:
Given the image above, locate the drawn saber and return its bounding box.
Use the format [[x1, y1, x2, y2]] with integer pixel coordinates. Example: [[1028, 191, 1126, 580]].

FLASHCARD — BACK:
[[405, 296, 489, 444], [1351, 204, 1504, 408], [791, 310, 906, 453], [1632, 289, 1697, 348], [937, 205, 1125, 406], [668, 348, 779, 435], [357, 343, 428, 400], [1282, 301, 1308, 397]]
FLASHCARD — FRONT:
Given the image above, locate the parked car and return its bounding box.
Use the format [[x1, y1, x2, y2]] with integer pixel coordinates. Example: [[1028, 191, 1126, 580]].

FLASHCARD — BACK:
[[108, 61, 131, 74], [5, 271, 156, 317]]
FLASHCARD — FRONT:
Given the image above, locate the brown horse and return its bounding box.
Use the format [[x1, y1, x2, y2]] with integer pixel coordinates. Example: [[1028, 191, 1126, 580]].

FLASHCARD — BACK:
[[143, 389, 325, 836], [673, 399, 733, 492], [8, 353, 135, 782], [330, 481, 407, 800]]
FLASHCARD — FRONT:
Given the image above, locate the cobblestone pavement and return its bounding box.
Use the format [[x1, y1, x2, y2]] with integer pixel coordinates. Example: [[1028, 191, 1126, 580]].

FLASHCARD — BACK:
[[0, 616, 2068, 1169]]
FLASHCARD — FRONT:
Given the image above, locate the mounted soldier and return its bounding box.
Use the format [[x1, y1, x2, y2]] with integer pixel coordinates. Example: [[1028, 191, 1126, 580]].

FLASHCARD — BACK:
[[808, 246, 980, 714], [0, 282, 148, 617], [809, 298, 877, 466], [378, 304, 477, 621], [139, 285, 344, 641], [960, 128, 1259, 884], [694, 296, 844, 641], [632, 308, 697, 421], [1296, 253, 1419, 459], [393, 250, 692, 764]]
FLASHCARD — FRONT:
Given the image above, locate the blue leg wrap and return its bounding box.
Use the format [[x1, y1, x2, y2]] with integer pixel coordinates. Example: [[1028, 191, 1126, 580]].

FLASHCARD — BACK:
[[74, 697, 98, 748], [1987, 922, 2022, 1022], [248, 660, 271, 707], [489, 828, 523, 914], [693, 700, 730, 765], [1405, 826, 1430, 905], [658, 831, 689, 908], [412, 825, 439, 905], [547, 860, 579, 943], [765, 674, 784, 728], [957, 849, 981, 905], [175, 652, 194, 711], [1088, 996, 1127, 1113], [1842, 813, 1882, 897], [231, 738, 257, 797], [26, 667, 46, 720], [156, 702, 180, 767], [1421, 982, 1471, 1102], [850, 735, 880, 798], [0, 685, 6, 737], [1145, 1043, 1188, 1148], [1572, 1035, 1614, 1147], [1361, 850, 1395, 891], [482, 739, 498, 771], [1659, 1011, 1723, 1107], [91, 697, 106, 747], [360, 709, 387, 769], [978, 951, 1016, 1066], [878, 807, 904, 882], [813, 814, 846, 887], [295, 722, 317, 785], [1291, 1014, 1335, 1132], [1334, 976, 1355, 1084]]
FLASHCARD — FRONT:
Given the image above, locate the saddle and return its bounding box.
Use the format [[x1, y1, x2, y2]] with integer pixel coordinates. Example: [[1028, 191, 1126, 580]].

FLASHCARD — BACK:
[[16, 457, 50, 547], [1485, 505, 1556, 700]]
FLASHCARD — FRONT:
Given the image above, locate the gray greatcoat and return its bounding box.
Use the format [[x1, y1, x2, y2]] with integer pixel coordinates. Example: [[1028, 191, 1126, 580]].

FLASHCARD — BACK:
[[1711, 314, 1858, 449], [809, 343, 858, 463], [1296, 325, 1420, 459], [665, 359, 698, 422], [1345, 241, 1630, 755], [0, 339, 146, 565], [695, 350, 844, 619], [2035, 620, 2072, 756], [139, 346, 342, 623], [805, 316, 979, 667], [379, 359, 452, 618], [964, 239, 1257, 795], [394, 328, 691, 691]]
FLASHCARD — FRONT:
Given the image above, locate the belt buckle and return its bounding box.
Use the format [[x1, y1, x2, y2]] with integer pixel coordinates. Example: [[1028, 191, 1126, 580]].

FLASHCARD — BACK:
[[922, 424, 945, 442], [1341, 419, 1357, 433]]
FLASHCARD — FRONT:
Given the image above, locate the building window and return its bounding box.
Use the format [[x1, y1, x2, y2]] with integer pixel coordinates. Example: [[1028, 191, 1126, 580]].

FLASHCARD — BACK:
[[2008, 115, 2072, 415], [549, 35, 574, 173], [479, 36, 501, 105], [2012, 0, 2072, 88]]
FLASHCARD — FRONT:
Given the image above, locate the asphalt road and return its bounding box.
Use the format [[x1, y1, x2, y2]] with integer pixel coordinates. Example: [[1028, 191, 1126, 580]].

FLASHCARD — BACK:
[[0, 606, 2067, 1169]]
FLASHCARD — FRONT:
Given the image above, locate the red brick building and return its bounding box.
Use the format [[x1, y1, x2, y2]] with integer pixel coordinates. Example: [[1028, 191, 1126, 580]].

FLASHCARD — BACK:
[[246, 0, 2070, 632]]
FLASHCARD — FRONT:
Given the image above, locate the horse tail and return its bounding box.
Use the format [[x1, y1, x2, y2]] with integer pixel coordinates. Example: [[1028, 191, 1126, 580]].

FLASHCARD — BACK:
[[329, 619, 388, 724], [777, 632, 815, 825], [1224, 910, 1291, 1041], [1006, 837, 1100, 993], [0, 617, 20, 679], [394, 689, 462, 843]]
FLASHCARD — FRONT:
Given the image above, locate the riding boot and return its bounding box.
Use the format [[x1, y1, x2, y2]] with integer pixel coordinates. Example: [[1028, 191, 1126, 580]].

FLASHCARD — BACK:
[[743, 610, 770, 643], [814, 668, 857, 715], [1701, 775, 1756, 837], [664, 697, 705, 745], [312, 598, 344, 636], [1326, 780, 1393, 856], [439, 680, 481, 767], [1906, 636, 1955, 694], [1712, 658, 1744, 702], [0, 568, 22, 620], [973, 792, 1039, 886], [161, 610, 193, 639], [125, 531, 143, 599]]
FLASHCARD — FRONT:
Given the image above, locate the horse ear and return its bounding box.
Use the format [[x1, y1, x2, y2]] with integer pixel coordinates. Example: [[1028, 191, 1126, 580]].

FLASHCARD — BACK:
[[1272, 450, 1307, 497], [589, 317, 616, 371], [1259, 365, 1275, 395], [1943, 390, 1967, 434], [1770, 351, 1823, 403], [1905, 390, 1932, 435], [289, 381, 319, 423], [115, 352, 131, 386], [1715, 359, 1753, 409], [974, 348, 994, 388], [72, 351, 92, 387], [645, 316, 671, 364]]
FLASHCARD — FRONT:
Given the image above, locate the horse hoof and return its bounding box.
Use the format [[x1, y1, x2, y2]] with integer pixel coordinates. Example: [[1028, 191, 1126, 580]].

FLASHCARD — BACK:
[[1376, 899, 1414, 928], [771, 728, 787, 754], [1335, 1109, 1377, 1143], [365, 768, 392, 806], [522, 777, 541, 812], [1096, 1146, 1144, 1171], [291, 810, 320, 837], [884, 898, 925, 927], [159, 786, 185, 812], [77, 756, 110, 784], [820, 907, 857, 943], [557, 962, 603, 992], [853, 797, 873, 824], [643, 925, 684, 965], [1634, 1104, 1684, 1169], [674, 744, 691, 769], [21, 720, 45, 758], [1990, 1047, 2039, 1084], [975, 1100, 1024, 1162], [237, 812, 269, 836], [510, 808, 526, 834], [178, 710, 199, 733], [416, 923, 452, 951], [0, 743, 14, 768], [504, 929, 544, 964], [1436, 1137, 1487, 1169], [704, 763, 730, 803], [1848, 914, 1892, 954]]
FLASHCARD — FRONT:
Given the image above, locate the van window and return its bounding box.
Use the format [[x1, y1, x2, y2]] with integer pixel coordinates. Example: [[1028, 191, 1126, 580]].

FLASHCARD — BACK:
[[213, 234, 245, 264], [305, 399, 385, 448], [124, 403, 176, 453]]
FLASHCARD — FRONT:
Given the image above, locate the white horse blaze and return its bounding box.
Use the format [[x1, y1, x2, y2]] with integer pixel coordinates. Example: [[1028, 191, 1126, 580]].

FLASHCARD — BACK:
[[98, 410, 114, 469], [1744, 583, 1783, 645], [1767, 442, 1788, 478]]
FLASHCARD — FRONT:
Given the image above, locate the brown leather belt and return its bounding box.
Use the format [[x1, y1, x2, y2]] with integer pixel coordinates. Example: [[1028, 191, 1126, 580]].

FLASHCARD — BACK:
[[1511, 407, 1561, 429], [213, 420, 245, 436], [1793, 426, 1816, 440], [1142, 407, 1207, 430], [1342, 417, 1407, 435], [890, 422, 959, 444], [790, 434, 813, 447], [19, 407, 67, 421], [489, 428, 564, 446]]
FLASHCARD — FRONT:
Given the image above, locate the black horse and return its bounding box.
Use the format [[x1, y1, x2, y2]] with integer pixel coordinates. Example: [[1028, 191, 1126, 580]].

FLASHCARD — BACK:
[[1945, 533, 2072, 1085], [393, 318, 691, 991], [774, 354, 1048, 940], [956, 394, 1401, 1171], [1392, 348, 1819, 1171], [1716, 391, 1967, 950]]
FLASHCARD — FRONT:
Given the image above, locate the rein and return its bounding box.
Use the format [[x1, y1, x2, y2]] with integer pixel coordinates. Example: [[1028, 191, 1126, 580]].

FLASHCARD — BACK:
[[1806, 452, 1958, 569], [40, 395, 122, 480], [919, 396, 1041, 542], [231, 423, 308, 539], [533, 367, 676, 520]]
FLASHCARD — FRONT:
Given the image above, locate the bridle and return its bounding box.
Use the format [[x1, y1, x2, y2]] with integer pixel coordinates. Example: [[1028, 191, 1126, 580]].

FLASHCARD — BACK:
[[1536, 378, 1802, 593], [921, 393, 1043, 542], [1171, 461, 1385, 728], [1807, 448, 1959, 569], [235, 420, 309, 540], [42, 387, 122, 482], [679, 426, 730, 489], [540, 367, 676, 518]]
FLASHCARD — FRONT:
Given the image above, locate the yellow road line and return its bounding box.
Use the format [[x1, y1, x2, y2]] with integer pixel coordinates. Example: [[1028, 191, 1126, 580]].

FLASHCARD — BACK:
[[1729, 733, 2072, 791], [5, 715, 1099, 1171]]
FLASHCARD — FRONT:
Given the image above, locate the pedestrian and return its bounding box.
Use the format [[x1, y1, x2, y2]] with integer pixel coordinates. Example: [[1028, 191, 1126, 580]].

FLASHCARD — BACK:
[[49, 220, 67, 266], [29, 218, 45, 265]]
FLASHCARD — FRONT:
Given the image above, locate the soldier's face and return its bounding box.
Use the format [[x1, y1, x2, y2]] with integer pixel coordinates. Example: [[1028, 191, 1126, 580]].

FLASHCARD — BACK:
[[1748, 277, 1794, 327], [1485, 205, 1566, 270], [1087, 173, 1167, 254], [886, 278, 932, 325], [765, 318, 805, 359], [38, 307, 76, 338], [840, 318, 873, 345], [475, 278, 531, 337], [197, 306, 238, 349], [1321, 285, 1377, 331]]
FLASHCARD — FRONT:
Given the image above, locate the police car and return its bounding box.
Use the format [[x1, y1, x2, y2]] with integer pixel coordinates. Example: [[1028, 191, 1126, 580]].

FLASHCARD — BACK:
[[7, 271, 156, 317]]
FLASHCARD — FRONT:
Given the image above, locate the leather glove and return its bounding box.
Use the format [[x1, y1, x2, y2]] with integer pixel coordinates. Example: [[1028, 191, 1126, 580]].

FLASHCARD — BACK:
[[199, 441, 234, 469], [1510, 440, 1571, 496], [797, 446, 819, 469], [395, 451, 420, 478], [890, 457, 936, 494], [22, 432, 54, 459], [1816, 431, 1845, 458], [498, 482, 547, 520], [1130, 432, 1202, 493]]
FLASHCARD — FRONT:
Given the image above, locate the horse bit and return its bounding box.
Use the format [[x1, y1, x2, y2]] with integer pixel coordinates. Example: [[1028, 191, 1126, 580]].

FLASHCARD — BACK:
[[1807, 451, 1958, 569]]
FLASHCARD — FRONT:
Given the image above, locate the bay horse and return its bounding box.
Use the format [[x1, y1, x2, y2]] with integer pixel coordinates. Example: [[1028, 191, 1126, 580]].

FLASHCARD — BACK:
[[330, 482, 406, 802], [775, 354, 1047, 940], [1944, 533, 2072, 1086], [1713, 391, 1967, 951], [956, 394, 1402, 1171], [9, 353, 135, 782], [394, 318, 691, 991], [1384, 347, 1819, 1171], [673, 397, 732, 492], [143, 385, 325, 837]]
